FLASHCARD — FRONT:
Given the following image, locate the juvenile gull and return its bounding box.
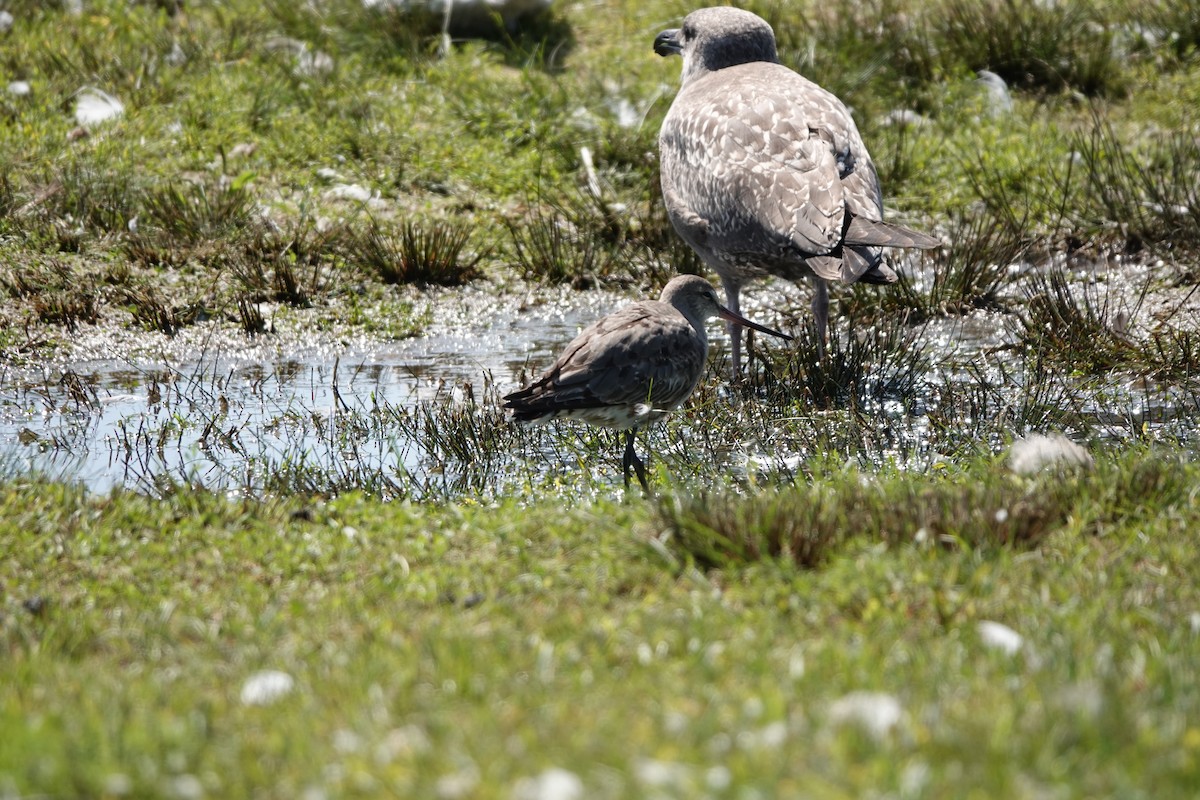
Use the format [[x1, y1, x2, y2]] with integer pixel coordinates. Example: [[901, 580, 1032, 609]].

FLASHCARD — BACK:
[[504, 274, 791, 491], [655, 7, 939, 372]]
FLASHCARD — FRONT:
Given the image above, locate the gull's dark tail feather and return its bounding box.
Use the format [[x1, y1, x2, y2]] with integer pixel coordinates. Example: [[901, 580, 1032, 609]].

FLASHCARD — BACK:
[[844, 215, 940, 250]]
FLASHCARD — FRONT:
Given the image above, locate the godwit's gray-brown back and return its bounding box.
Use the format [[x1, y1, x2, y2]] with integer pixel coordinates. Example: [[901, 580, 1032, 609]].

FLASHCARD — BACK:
[[504, 274, 790, 490], [654, 7, 939, 372]]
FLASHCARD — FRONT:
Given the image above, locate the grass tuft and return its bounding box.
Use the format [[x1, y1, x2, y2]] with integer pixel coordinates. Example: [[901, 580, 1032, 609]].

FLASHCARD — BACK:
[[658, 457, 1084, 571], [140, 177, 256, 245], [1073, 117, 1200, 254], [35, 163, 141, 237], [236, 296, 269, 336], [931, 0, 1129, 97], [503, 202, 620, 287], [1, 259, 100, 332], [343, 218, 485, 286], [751, 312, 931, 411], [886, 209, 1022, 320], [117, 285, 200, 336], [233, 216, 339, 307], [1015, 265, 1142, 375]]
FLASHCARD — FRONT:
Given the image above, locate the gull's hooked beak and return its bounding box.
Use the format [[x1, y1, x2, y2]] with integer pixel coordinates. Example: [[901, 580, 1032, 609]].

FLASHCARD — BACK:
[[717, 307, 793, 341], [654, 28, 682, 57]]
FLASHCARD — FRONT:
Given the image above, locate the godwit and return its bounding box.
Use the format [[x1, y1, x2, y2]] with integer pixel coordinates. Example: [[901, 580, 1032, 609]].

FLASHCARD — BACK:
[[655, 7, 939, 373], [504, 274, 791, 491]]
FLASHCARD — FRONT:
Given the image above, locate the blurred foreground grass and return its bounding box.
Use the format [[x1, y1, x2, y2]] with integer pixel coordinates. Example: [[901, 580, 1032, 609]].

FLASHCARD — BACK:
[[3, 448, 1199, 797]]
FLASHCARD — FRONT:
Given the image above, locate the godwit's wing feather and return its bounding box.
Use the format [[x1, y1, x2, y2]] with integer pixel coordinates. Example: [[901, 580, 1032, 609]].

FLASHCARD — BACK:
[[505, 301, 707, 427]]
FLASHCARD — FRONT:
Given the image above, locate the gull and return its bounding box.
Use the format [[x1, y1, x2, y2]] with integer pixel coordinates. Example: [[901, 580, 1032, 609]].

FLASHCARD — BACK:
[[655, 6, 939, 373]]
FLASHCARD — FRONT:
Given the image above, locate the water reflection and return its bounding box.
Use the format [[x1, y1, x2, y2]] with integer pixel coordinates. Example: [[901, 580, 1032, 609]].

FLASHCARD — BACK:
[[0, 281, 1197, 498]]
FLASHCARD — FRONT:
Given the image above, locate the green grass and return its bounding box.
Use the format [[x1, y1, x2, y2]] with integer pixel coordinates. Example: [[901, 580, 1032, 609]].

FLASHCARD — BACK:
[[1, 0, 1199, 350], [2, 0, 1200, 793], [3, 448, 1200, 797]]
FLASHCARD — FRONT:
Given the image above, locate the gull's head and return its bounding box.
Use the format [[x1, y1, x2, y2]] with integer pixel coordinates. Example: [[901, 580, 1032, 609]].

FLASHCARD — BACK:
[[655, 7, 779, 85]]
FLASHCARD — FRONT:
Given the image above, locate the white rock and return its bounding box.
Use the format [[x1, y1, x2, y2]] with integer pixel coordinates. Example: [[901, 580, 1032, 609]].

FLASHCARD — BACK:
[[103, 773, 133, 796], [295, 49, 334, 77], [375, 725, 431, 763], [74, 88, 125, 125], [828, 691, 903, 739], [978, 620, 1023, 655], [8, 81, 31, 97], [239, 669, 295, 705], [166, 774, 204, 800], [324, 183, 373, 202], [511, 767, 584, 800], [166, 41, 187, 66], [880, 108, 930, 128], [634, 759, 690, 789], [738, 720, 787, 750], [705, 765, 731, 791], [436, 768, 479, 799], [976, 69, 1013, 116], [1009, 434, 1093, 475], [0, 11, 13, 33]]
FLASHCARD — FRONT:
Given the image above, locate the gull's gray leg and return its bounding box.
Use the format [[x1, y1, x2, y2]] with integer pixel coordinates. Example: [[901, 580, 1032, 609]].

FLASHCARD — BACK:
[[811, 277, 829, 360], [720, 274, 744, 376]]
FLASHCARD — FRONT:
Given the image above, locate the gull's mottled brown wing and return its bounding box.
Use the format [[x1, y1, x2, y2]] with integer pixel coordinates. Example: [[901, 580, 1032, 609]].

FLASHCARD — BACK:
[[660, 62, 884, 268]]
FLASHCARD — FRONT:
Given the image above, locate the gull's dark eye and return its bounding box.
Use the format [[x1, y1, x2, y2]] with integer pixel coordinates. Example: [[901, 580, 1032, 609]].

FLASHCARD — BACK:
[[682, 23, 695, 40]]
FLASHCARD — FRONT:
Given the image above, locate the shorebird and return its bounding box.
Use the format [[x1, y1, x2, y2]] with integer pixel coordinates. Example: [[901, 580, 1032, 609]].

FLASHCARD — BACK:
[[654, 6, 939, 373], [504, 274, 791, 491]]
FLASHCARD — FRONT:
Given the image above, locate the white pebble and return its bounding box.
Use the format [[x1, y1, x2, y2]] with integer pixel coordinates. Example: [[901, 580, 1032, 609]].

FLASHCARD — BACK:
[[323, 183, 373, 202], [511, 768, 584, 800], [828, 691, 903, 740], [634, 759, 690, 789], [74, 88, 125, 125], [977, 620, 1023, 655], [1009, 434, 1093, 475], [240, 669, 295, 706], [166, 774, 204, 800]]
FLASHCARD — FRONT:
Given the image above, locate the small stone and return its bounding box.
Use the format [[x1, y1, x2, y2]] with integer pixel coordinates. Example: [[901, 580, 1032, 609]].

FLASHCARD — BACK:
[[511, 767, 584, 800], [239, 670, 295, 706], [976, 69, 1013, 116], [828, 691, 903, 740], [978, 620, 1023, 655], [74, 88, 124, 125], [324, 184, 373, 202], [1009, 434, 1093, 475], [166, 774, 203, 800]]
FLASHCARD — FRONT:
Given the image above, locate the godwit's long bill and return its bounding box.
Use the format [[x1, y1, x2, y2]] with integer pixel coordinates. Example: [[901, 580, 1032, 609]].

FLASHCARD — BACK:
[[504, 275, 791, 491], [655, 7, 939, 374]]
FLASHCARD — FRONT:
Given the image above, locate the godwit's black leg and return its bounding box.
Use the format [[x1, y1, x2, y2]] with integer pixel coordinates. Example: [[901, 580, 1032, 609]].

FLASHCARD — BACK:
[[622, 428, 648, 492]]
